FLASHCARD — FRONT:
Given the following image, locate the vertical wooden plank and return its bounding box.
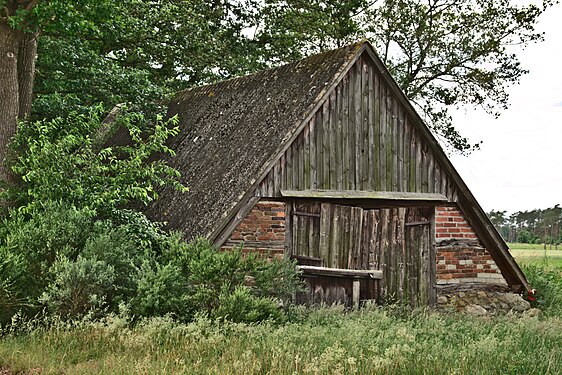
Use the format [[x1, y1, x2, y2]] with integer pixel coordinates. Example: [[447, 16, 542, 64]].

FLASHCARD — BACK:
[[360, 210, 370, 270], [403, 115, 411, 192], [391, 208, 400, 301], [303, 122, 311, 190], [428, 208, 437, 306], [350, 206, 360, 269], [335, 82, 344, 190], [285, 202, 293, 258], [361, 60, 370, 189], [322, 99, 330, 189], [299, 135, 305, 190], [309, 117, 317, 190], [374, 72, 382, 191], [371, 210, 380, 270], [279, 154, 286, 192], [421, 145, 428, 193], [398, 208, 406, 304], [367, 64, 376, 190], [329, 90, 337, 189], [352, 280, 361, 308], [315, 111, 323, 190], [267, 169, 274, 197], [354, 60, 363, 189], [409, 122, 416, 192], [379, 84, 387, 191], [387, 209, 396, 300], [319, 203, 331, 267], [392, 98, 399, 191], [379, 209, 388, 299], [313, 204, 321, 259], [421, 221, 430, 307], [385, 95, 394, 191], [341, 75, 350, 190], [440, 166, 448, 197], [433, 161, 441, 197], [397, 107, 404, 192], [273, 162, 280, 196], [349, 70, 357, 190], [331, 205, 341, 268], [415, 134, 423, 193], [286, 143, 293, 190], [428, 154, 435, 193]]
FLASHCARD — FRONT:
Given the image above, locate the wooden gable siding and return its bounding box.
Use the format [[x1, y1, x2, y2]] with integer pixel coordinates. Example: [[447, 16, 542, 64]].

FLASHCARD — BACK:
[[256, 54, 458, 202]]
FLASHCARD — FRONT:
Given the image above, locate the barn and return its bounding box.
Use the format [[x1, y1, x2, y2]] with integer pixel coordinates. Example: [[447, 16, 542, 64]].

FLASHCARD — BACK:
[[145, 40, 530, 309]]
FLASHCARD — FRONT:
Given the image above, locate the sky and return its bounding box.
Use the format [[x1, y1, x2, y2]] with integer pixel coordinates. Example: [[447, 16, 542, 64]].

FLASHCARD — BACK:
[[449, 3, 562, 214]]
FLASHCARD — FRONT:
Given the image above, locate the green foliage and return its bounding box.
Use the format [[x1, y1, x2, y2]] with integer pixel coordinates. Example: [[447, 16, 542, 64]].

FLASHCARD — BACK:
[[6, 106, 187, 215], [0, 202, 95, 310], [517, 229, 538, 244], [522, 263, 562, 317], [31, 0, 262, 119], [39, 256, 116, 319], [214, 286, 285, 324], [128, 260, 191, 319], [130, 237, 302, 322]]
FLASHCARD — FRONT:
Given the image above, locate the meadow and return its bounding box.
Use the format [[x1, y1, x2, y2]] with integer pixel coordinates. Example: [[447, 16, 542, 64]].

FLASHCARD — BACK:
[[1, 249, 561, 375]]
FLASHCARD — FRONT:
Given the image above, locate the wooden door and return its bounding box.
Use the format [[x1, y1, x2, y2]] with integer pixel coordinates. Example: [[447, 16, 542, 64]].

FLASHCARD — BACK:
[[290, 202, 435, 307]]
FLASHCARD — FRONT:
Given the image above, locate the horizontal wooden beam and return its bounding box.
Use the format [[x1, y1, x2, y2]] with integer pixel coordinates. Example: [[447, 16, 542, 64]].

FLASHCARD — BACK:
[[281, 189, 448, 202], [297, 265, 383, 279]]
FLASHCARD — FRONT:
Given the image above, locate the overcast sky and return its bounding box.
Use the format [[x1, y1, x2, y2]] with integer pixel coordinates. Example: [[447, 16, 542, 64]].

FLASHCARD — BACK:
[[449, 3, 562, 214]]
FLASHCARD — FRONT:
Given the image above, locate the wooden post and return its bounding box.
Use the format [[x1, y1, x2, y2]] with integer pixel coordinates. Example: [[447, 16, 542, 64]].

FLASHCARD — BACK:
[[352, 280, 361, 308]]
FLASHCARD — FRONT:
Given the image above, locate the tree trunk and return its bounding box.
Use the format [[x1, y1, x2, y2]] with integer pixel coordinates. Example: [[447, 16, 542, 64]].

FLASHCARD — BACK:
[[17, 31, 38, 119], [0, 21, 22, 186]]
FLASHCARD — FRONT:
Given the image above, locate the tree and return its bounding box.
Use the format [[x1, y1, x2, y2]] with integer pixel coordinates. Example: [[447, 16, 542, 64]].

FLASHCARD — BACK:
[[0, 0, 261, 184], [33, 0, 262, 120], [255, 0, 552, 153], [0, 0, 555, 186]]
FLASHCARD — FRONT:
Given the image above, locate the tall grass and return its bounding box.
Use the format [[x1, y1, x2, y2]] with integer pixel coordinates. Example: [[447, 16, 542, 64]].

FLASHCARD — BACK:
[[2, 259, 561, 375], [1, 305, 561, 374]]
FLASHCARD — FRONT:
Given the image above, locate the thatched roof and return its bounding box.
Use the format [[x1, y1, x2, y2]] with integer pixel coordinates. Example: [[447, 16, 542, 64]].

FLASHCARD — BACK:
[[144, 42, 363, 239]]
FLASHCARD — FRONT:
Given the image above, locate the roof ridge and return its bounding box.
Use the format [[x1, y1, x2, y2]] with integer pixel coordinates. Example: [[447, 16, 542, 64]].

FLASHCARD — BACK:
[[173, 40, 366, 100]]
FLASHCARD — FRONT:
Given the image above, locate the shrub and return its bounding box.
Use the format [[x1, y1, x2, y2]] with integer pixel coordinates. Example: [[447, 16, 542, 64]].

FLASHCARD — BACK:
[[130, 237, 302, 323], [214, 286, 285, 324], [0, 202, 94, 305], [40, 256, 116, 319], [0, 252, 32, 325]]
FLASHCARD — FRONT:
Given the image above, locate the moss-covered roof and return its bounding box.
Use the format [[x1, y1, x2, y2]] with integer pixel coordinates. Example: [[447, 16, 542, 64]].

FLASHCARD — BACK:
[[144, 42, 362, 239]]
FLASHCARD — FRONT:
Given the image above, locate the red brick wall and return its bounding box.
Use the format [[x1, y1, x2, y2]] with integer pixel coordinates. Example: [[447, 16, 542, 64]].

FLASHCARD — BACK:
[[435, 206, 506, 285], [435, 206, 478, 240], [221, 201, 285, 259]]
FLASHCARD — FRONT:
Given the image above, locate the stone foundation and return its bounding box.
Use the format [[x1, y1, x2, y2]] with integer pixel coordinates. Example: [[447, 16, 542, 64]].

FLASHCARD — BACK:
[[436, 283, 531, 315]]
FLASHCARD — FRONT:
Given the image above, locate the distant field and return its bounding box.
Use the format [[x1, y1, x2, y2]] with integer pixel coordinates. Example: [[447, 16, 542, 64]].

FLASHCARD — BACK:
[[508, 242, 562, 268]]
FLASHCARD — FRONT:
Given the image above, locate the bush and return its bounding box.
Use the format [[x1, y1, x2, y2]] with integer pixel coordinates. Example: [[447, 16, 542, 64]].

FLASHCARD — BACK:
[[128, 260, 191, 319], [214, 286, 285, 324], [0, 202, 95, 306], [40, 256, 116, 319], [130, 237, 302, 323]]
